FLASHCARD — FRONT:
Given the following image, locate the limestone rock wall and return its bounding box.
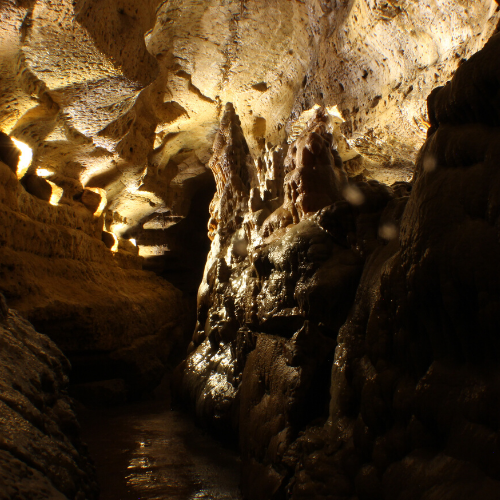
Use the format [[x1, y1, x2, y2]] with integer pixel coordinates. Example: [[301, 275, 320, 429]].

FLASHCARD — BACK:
[[0, 150, 188, 400], [0, 295, 98, 500], [1, 0, 498, 244], [1, 1, 500, 496], [180, 31, 500, 500], [300, 0, 500, 182], [286, 31, 500, 500]]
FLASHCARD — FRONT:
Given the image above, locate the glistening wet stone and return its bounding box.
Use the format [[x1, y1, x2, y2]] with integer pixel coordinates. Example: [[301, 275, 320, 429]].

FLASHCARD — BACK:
[[78, 401, 242, 500]]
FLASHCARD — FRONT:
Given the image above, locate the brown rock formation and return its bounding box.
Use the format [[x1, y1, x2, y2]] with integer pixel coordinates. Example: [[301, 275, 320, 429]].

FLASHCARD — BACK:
[[271, 109, 347, 230], [0, 295, 98, 499], [0, 141, 188, 399], [179, 30, 500, 500], [285, 33, 500, 500], [207, 102, 251, 241], [1, 1, 500, 498], [180, 103, 397, 451]]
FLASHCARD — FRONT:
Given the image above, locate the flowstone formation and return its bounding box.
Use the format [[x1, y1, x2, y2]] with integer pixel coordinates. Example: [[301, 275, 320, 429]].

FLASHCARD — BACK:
[[181, 32, 500, 500], [0, 1, 498, 393], [0, 295, 98, 500]]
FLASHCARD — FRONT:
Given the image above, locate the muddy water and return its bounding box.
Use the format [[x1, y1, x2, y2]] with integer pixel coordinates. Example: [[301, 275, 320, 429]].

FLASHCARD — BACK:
[[78, 401, 242, 500]]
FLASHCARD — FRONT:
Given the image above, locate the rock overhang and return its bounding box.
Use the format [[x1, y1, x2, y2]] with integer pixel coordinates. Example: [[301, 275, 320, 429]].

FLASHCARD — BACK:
[[0, 0, 498, 250]]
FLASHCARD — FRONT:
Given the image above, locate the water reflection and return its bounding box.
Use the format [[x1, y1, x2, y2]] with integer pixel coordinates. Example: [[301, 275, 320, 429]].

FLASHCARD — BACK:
[[79, 401, 242, 500]]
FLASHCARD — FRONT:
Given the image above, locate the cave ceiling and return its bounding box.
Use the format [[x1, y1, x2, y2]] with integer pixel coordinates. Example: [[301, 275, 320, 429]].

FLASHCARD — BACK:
[[0, 0, 498, 242]]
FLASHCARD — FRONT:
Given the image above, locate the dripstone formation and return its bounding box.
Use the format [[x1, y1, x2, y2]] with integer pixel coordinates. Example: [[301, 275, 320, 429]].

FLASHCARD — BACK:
[[1, 0, 500, 498], [180, 32, 500, 500]]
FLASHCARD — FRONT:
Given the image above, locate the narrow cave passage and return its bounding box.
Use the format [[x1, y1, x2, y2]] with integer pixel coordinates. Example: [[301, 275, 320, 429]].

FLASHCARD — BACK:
[[1, 2, 500, 500], [139, 172, 216, 297], [72, 175, 229, 500], [78, 397, 242, 500]]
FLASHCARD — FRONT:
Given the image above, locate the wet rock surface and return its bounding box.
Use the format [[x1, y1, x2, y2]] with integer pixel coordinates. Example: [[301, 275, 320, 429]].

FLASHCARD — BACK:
[[0, 296, 98, 500], [180, 102, 409, 497], [181, 32, 500, 500], [78, 400, 242, 500]]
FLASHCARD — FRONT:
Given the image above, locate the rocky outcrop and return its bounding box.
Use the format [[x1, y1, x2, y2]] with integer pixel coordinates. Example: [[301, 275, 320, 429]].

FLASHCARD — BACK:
[[0, 146, 189, 400], [180, 31, 500, 500], [284, 31, 500, 500], [0, 295, 98, 500], [179, 101, 408, 486]]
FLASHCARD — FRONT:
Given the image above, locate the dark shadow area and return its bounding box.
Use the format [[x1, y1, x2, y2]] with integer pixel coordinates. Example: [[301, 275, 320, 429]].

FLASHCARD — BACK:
[[0, 131, 19, 172], [77, 387, 242, 500], [140, 172, 216, 297]]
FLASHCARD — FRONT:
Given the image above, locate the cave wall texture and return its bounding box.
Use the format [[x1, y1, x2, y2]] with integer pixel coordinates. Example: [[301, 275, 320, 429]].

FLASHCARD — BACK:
[[180, 29, 500, 497], [0, 294, 98, 499], [1, 0, 500, 499], [1, 0, 498, 236]]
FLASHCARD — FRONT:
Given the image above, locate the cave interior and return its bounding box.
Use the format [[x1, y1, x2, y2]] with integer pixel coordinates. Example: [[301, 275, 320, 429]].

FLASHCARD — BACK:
[[1, 0, 500, 499]]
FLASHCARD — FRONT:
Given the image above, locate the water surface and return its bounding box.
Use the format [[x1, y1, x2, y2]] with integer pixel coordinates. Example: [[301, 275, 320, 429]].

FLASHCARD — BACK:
[[79, 400, 242, 500]]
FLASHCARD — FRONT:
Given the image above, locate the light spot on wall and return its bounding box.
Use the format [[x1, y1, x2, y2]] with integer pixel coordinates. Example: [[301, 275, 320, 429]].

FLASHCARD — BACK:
[[110, 232, 119, 252], [325, 105, 345, 124], [47, 180, 63, 206], [85, 187, 108, 216], [423, 154, 437, 172], [11, 138, 32, 179], [36, 168, 53, 178], [343, 184, 365, 206], [379, 222, 398, 240], [138, 244, 170, 257]]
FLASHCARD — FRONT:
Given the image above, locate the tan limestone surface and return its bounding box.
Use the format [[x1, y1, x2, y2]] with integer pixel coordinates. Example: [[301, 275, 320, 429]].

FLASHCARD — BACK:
[[1, 0, 498, 239]]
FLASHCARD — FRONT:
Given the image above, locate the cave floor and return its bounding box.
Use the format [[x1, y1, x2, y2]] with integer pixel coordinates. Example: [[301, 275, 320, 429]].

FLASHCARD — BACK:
[[78, 399, 242, 500]]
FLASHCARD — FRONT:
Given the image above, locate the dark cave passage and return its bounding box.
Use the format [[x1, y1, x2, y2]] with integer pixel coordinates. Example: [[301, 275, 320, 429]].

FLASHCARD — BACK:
[[139, 171, 216, 297], [64, 175, 217, 407], [78, 399, 242, 500], [70, 175, 232, 499]]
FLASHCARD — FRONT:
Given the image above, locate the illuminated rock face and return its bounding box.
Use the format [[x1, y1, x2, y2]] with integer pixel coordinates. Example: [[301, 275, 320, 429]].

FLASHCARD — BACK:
[[181, 99, 409, 497], [0, 150, 188, 399], [0, 1, 499, 498], [0, 0, 498, 241], [181, 33, 500, 499], [0, 296, 98, 499]]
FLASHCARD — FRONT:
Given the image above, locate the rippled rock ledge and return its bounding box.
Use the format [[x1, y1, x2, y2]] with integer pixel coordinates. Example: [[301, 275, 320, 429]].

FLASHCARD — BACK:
[[179, 32, 500, 500], [0, 294, 98, 500]]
